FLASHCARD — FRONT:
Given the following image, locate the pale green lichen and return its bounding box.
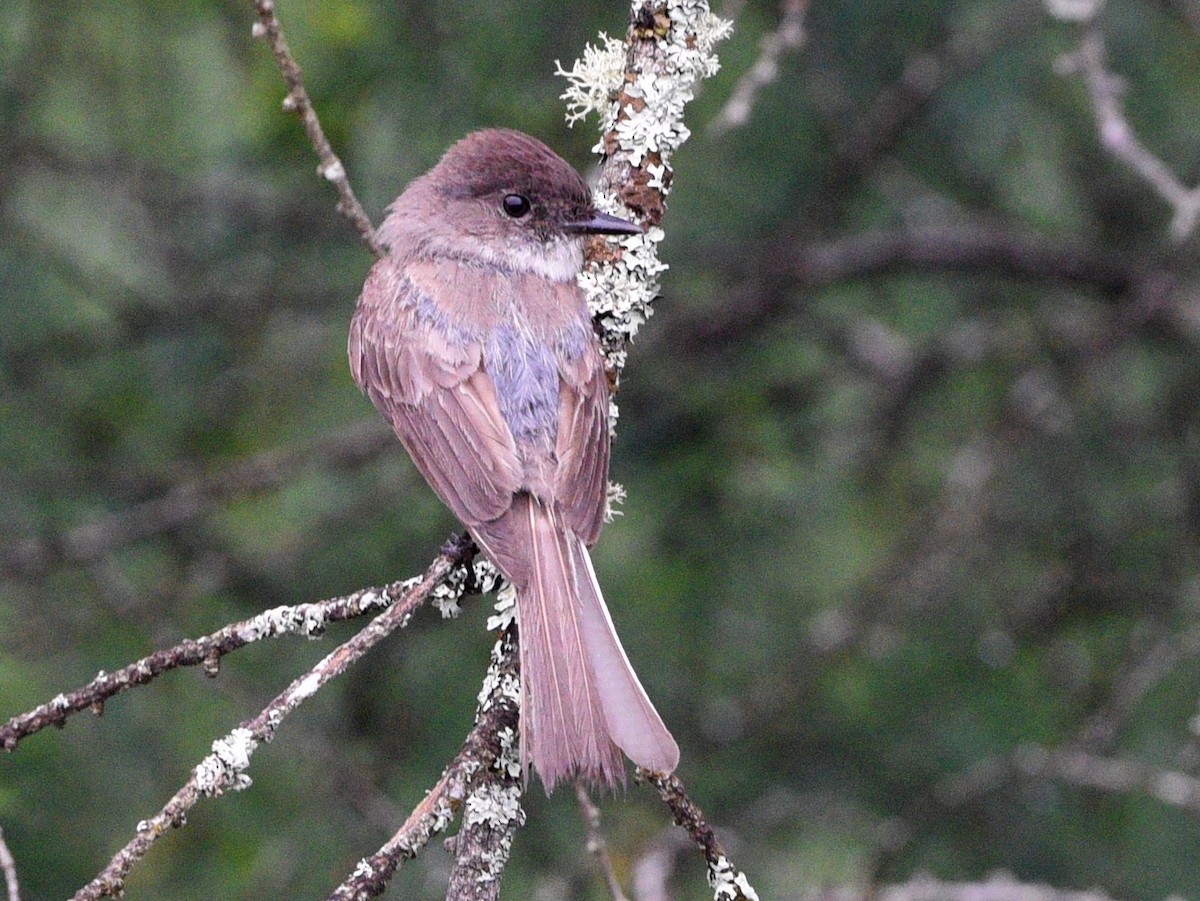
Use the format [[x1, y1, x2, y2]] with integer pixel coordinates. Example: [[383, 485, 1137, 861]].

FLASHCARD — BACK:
[[195, 727, 258, 796], [558, 0, 732, 424], [556, 33, 626, 126]]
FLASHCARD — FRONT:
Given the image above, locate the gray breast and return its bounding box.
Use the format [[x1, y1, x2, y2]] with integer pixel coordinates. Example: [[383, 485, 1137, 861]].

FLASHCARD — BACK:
[[486, 324, 562, 447]]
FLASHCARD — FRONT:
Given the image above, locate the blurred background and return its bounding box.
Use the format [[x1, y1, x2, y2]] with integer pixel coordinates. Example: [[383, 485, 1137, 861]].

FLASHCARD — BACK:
[[4, 0, 1200, 898]]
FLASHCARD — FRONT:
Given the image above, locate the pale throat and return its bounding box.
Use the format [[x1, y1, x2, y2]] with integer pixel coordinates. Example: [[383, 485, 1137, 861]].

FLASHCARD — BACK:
[[479, 236, 585, 283]]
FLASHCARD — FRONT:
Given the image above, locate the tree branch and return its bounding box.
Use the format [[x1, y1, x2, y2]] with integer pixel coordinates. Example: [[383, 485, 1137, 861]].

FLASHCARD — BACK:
[[709, 0, 808, 135], [576, 782, 631, 901], [2, 534, 480, 751], [639, 770, 759, 901], [1, 420, 392, 580], [327, 628, 521, 901], [68, 536, 475, 901], [0, 827, 18, 901], [250, 0, 384, 258], [1058, 26, 1200, 240]]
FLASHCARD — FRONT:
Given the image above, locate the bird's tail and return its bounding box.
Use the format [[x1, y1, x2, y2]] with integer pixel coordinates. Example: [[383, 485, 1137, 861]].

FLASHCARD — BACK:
[[480, 495, 679, 792]]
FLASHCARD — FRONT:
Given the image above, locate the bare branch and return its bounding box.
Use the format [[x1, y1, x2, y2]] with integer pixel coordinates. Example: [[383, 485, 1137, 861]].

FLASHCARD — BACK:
[[1014, 745, 1200, 817], [1060, 29, 1200, 240], [639, 770, 759, 901], [68, 537, 474, 901], [328, 629, 521, 901], [709, 0, 809, 135], [250, 0, 384, 258], [576, 782, 631, 901], [0, 827, 18, 901]]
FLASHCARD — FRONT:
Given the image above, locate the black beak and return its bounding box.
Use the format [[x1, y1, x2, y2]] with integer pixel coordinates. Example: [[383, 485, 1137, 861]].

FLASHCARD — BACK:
[[564, 210, 644, 235]]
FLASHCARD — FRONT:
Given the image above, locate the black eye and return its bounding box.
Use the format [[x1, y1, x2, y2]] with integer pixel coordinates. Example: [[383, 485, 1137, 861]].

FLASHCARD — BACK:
[[502, 194, 531, 218]]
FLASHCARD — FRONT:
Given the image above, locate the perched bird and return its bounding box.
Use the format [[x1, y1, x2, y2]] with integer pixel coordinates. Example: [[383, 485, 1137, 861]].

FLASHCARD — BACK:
[[348, 129, 680, 790]]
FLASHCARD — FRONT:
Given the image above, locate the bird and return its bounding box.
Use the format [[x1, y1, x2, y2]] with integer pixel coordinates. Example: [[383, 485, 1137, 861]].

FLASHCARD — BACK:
[[348, 128, 680, 791]]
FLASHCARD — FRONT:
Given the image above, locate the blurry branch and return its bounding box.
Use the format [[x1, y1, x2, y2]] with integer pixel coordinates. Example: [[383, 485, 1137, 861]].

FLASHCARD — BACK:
[[250, 0, 384, 258], [709, 0, 808, 135], [799, 0, 1041, 216], [681, 221, 1157, 352], [1, 537, 477, 751], [787, 224, 1143, 296], [69, 536, 475, 901], [1056, 26, 1200, 240], [941, 744, 1200, 821], [1076, 622, 1200, 751], [809, 872, 1130, 901], [328, 630, 521, 901], [0, 827, 18, 901], [939, 620, 1200, 811], [632, 830, 691, 901], [640, 771, 758, 901], [0, 420, 392, 580], [576, 782, 631, 901]]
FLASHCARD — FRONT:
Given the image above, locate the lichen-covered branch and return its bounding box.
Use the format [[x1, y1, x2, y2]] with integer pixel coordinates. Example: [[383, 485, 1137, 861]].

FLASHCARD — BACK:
[[69, 536, 476, 901], [558, 8, 753, 901], [328, 629, 521, 901], [444, 629, 525, 901], [639, 770, 759, 901], [250, 0, 384, 258], [1, 537, 492, 752], [558, 0, 732, 401]]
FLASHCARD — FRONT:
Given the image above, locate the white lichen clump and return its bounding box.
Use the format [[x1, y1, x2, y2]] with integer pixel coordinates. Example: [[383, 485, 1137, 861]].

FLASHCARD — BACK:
[[485, 583, 518, 632], [463, 782, 526, 883], [425, 557, 498, 618], [476, 634, 521, 711], [195, 727, 258, 796], [709, 854, 760, 901]]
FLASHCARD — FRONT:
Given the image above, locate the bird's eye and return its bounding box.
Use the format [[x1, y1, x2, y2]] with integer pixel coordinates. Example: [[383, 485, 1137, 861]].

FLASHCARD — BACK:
[[502, 194, 531, 218]]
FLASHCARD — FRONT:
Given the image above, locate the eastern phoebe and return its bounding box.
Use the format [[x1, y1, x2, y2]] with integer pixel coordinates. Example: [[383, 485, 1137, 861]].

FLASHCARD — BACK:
[[349, 129, 679, 790]]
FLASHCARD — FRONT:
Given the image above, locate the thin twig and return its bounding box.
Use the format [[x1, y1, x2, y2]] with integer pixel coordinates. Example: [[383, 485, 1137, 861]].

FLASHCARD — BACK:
[[250, 0, 384, 258], [575, 782, 630, 901], [709, 0, 809, 135], [1063, 30, 1200, 240], [2, 534, 472, 751], [328, 629, 521, 901], [639, 770, 759, 901], [69, 537, 474, 901], [0, 827, 18, 901]]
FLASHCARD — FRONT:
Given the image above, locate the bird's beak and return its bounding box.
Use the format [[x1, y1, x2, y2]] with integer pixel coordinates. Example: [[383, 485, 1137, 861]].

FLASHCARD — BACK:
[[564, 210, 644, 235]]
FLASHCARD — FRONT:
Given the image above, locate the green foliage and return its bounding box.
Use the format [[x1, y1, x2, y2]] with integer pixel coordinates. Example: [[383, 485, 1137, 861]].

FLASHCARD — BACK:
[[5, 0, 1200, 898]]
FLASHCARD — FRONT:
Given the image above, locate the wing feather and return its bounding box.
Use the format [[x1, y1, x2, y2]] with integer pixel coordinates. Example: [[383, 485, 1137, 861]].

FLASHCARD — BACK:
[[554, 327, 610, 546], [350, 260, 522, 527]]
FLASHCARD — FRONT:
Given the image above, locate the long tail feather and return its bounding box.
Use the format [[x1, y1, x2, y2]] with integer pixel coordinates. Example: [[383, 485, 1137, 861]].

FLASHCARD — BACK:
[[506, 495, 679, 792]]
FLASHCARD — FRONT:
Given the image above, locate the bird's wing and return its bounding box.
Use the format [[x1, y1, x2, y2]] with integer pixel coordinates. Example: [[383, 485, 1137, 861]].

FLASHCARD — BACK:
[[554, 327, 611, 547], [349, 259, 523, 527]]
